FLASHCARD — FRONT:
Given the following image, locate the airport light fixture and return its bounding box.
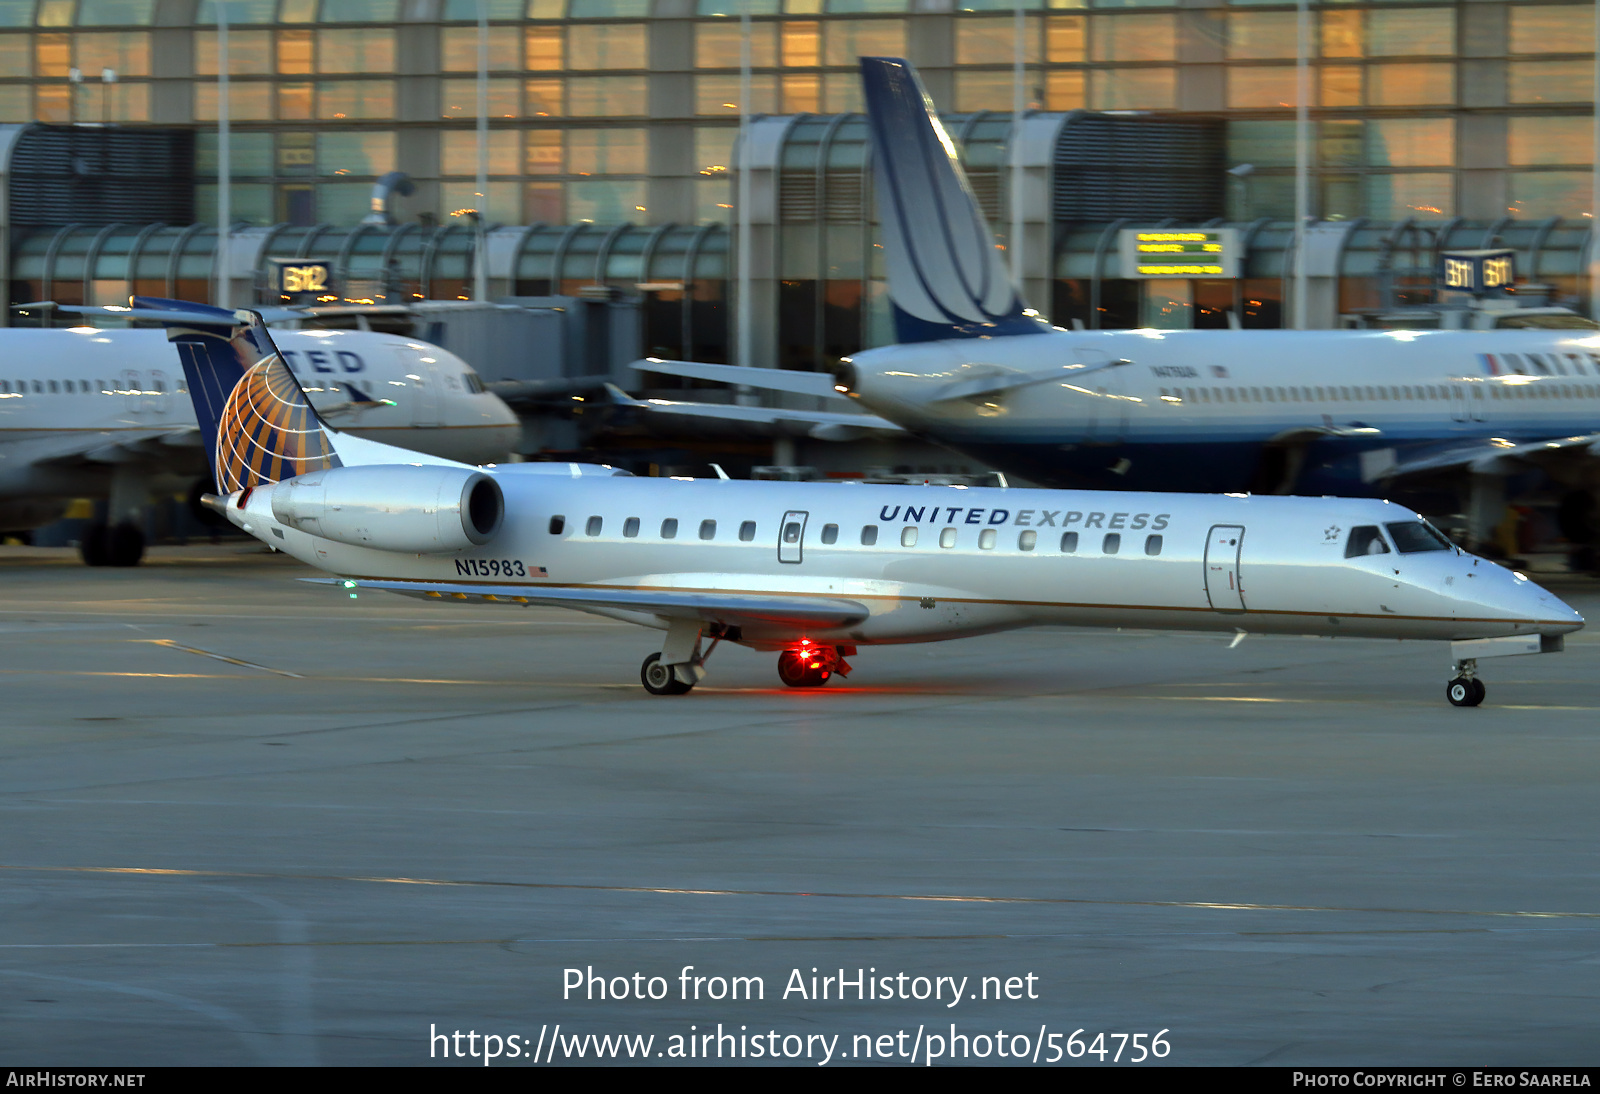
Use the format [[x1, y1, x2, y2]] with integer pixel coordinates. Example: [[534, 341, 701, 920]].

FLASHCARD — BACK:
[[216, 1, 231, 310]]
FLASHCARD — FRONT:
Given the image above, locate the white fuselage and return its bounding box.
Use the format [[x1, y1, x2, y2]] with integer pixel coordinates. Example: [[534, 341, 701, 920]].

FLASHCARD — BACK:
[[848, 328, 1600, 492], [0, 327, 520, 519], [225, 474, 1581, 651]]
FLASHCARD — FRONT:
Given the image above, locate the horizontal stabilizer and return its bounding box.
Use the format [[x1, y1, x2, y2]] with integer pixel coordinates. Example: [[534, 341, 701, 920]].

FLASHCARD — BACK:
[[931, 359, 1130, 403], [307, 577, 871, 629], [32, 300, 318, 325], [632, 359, 849, 401], [604, 384, 904, 439]]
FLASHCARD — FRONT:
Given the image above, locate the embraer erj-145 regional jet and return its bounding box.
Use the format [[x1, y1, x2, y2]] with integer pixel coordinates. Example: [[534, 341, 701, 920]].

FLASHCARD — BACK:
[[152, 297, 1580, 707], [634, 58, 1600, 558], [0, 314, 519, 565]]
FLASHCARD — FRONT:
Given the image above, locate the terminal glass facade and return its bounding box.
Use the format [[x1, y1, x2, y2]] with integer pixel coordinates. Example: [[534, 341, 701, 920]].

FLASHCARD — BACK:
[[0, 0, 1592, 228]]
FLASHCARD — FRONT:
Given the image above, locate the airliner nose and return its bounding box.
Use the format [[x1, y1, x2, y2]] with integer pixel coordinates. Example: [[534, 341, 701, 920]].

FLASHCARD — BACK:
[[1513, 572, 1584, 636], [1535, 587, 1585, 636]]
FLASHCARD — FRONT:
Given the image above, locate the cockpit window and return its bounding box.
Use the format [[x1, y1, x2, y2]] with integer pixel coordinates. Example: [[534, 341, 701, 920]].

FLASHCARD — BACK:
[[1385, 521, 1453, 553], [1344, 525, 1391, 557]]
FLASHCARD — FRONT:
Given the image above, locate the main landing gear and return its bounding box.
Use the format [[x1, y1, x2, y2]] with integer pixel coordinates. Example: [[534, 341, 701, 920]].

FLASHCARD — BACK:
[[1447, 658, 1486, 708], [79, 522, 145, 567], [639, 619, 730, 696], [641, 652, 694, 695], [777, 642, 853, 688], [637, 628, 858, 695]]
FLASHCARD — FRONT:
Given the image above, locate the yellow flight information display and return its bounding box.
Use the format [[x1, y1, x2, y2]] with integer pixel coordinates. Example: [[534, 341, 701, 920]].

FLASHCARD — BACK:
[[1118, 229, 1239, 279]]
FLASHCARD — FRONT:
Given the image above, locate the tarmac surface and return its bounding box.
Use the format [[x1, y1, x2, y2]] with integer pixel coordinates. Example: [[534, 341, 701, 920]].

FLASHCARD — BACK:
[[0, 543, 1597, 1067]]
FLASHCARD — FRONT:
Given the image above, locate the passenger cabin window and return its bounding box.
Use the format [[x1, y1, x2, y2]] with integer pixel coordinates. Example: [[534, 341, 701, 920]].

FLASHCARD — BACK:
[[623, 517, 640, 538], [979, 528, 997, 550], [661, 518, 678, 539], [901, 526, 918, 547], [1345, 525, 1390, 557], [783, 521, 802, 544], [1144, 534, 1163, 556], [586, 516, 602, 536], [48, 380, 59, 393], [861, 524, 878, 546], [1103, 533, 1121, 555], [548, 515, 565, 535], [1060, 531, 1079, 553], [1385, 521, 1453, 553], [820, 523, 838, 545], [939, 527, 957, 548], [699, 519, 716, 540], [1018, 530, 1037, 551], [739, 520, 756, 542]]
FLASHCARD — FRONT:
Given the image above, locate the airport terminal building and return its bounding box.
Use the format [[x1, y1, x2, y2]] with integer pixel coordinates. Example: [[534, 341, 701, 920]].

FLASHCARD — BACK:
[[2, 0, 1598, 359]]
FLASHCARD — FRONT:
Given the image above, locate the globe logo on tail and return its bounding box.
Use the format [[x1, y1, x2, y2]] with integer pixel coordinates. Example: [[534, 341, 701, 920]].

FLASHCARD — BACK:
[[214, 350, 341, 493]]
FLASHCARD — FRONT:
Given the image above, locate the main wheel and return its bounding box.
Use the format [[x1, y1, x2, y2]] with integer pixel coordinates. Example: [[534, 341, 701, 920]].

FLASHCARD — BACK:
[[777, 650, 830, 688], [79, 522, 110, 567], [106, 522, 145, 567], [641, 652, 693, 695], [1447, 677, 1484, 707]]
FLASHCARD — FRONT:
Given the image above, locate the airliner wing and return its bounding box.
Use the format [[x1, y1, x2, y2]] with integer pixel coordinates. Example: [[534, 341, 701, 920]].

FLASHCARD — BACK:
[[1381, 434, 1600, 480], [604, 384, 905, 441], [631, 359, 849, 401], [26, 426, 200, 468], [307, 577, 870, 628]]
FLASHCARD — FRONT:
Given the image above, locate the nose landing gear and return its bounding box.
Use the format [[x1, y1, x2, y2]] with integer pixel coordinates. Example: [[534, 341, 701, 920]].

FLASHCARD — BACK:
[[1447, 658, 1486, 707], [777, 643, 852, 688]]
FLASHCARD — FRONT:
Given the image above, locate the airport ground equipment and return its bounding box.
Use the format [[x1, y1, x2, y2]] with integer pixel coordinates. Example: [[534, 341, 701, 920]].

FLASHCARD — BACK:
[[156, 298, 1581, 705]]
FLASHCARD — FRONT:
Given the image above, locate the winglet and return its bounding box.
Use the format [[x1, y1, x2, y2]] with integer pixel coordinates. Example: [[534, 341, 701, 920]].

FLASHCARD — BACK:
[[859, 57, 1050, 344]]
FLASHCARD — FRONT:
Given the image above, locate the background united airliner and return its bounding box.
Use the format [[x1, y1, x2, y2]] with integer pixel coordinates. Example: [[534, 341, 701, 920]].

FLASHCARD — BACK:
[[633, 58, 1600, 564], [0, 317, 519, 565], [153, 291, 1578, 707]]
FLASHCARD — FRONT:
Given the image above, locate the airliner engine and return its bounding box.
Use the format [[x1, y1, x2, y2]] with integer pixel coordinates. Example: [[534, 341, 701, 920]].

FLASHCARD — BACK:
[[269, 464, 503, 553]]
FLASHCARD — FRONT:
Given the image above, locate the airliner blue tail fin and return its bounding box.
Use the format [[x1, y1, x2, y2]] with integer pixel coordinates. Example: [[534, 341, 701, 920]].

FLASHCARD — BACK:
[[859, 57, 1050, 343], [131, 296, 342, 492]]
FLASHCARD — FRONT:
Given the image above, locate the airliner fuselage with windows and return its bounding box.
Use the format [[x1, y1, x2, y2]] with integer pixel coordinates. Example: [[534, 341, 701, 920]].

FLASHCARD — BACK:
[[159, 297, 1581, 707], [841, 329, 1600, 494]]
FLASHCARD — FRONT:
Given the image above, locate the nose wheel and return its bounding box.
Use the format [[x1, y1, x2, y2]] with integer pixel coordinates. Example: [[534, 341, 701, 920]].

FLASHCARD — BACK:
[[1447, 677, 1485, 707], [1447, 657, 1486, 707]]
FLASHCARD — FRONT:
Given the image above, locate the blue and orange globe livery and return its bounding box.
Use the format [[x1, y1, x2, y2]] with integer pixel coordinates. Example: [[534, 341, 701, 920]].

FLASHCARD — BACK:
[[214, 350, 342, 493]]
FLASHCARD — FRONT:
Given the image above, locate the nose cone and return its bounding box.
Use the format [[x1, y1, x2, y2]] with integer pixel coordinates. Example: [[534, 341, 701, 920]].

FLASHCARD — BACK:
[[1531, 582, 1585, 636], [1483, 566, 1585, 636]]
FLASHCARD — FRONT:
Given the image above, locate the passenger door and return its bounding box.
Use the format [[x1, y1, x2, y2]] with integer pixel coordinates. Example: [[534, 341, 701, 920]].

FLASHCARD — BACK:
[[1449, 378, 1486, 423], [778, 510, 808, 564], [144, 369, 171, 417], [1203, 524, 1246, 612], [400, 348, 441, 428], [121, 369, 142, 416]]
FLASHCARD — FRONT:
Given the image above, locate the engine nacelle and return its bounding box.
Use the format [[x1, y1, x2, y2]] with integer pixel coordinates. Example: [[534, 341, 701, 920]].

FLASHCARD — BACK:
[[269, 464, 503, 553]]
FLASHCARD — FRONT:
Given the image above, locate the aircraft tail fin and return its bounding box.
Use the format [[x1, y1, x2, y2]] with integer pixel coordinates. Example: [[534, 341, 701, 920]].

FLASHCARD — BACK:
[[859, 57, 1050, 344], [132, 296, 343, 493]]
